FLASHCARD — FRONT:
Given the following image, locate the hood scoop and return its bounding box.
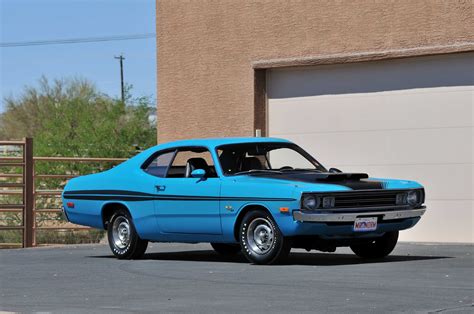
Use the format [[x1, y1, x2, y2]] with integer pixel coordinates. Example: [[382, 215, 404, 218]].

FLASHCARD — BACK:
[[248, 171, 383, 190]]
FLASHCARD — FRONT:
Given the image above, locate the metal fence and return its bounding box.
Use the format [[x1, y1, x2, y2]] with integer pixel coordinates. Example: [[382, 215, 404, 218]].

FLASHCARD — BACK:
[[0, 138, 126, 248]]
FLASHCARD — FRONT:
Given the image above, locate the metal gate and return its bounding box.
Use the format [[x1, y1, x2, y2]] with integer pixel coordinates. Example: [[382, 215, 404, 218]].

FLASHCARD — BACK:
[[0, 138, 125, 248]]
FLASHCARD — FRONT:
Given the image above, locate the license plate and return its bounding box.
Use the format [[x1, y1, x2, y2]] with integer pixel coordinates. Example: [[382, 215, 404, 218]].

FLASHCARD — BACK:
[[354, 217, 377, 232]]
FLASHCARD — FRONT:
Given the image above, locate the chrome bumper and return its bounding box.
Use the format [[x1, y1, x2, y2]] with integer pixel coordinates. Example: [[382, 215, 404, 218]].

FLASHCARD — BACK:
[[293, 207, 426, 223]]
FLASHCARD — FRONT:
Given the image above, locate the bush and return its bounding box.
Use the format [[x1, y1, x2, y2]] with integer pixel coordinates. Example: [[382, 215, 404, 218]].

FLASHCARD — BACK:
[[0, 77, 157, 246]]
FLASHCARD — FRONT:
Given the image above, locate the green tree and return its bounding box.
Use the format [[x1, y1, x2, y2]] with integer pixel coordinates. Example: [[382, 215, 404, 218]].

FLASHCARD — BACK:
[[0, 77, 157, 245], [1, 77, 156, 157]]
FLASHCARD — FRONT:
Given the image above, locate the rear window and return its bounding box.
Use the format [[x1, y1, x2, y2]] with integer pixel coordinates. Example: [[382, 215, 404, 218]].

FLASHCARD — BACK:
[[144, 151, 175, 177]]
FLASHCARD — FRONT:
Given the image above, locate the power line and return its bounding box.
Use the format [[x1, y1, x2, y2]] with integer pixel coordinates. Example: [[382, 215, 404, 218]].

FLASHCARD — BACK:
[[0, 33, 156, 48]]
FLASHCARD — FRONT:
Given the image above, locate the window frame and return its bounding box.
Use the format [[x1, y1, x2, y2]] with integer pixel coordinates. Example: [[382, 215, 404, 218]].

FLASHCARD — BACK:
[[141, 148, 177, 178], [142, 146, 220, 179], [215, 142, 327, 176]]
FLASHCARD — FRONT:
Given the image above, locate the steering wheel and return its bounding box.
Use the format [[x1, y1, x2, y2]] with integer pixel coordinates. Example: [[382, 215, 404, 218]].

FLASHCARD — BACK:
[[279, 166, 294, 171]]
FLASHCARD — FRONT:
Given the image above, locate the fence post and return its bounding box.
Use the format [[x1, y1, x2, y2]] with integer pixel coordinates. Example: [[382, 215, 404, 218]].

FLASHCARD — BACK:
[[23, 138, 34, 248]]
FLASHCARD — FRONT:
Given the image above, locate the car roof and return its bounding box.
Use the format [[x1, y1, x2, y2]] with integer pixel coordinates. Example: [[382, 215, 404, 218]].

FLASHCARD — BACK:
[[124, 137, 292, 168], [154, 137, 291, 150]]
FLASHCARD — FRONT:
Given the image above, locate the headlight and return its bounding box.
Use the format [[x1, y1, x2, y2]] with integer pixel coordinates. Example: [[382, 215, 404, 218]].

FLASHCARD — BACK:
[[407, 191, 419, 206], [302, 195, 320, 210]]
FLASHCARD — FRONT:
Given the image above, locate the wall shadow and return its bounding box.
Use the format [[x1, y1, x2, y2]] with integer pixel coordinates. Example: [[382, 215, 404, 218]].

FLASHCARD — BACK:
[[268, 52, 474, 98]]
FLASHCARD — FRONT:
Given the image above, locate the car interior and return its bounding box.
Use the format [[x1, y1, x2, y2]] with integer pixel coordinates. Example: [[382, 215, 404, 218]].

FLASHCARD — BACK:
[[145, 147, 218, 178], [218, 147, 269, 175], [145, 143, 321, 178]]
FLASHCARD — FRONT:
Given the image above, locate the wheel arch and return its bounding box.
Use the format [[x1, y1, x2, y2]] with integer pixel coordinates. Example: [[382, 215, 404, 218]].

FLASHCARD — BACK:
[[101, 201, 131, 230], [233, 203, 273, 242]]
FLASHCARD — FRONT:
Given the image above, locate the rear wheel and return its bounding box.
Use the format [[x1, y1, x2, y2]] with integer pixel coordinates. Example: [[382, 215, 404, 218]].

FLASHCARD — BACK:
[[107, 208, 148, 259], [239, 209, 291, 265], [210, 243, 241, 256], [350, 231, 399, 259]]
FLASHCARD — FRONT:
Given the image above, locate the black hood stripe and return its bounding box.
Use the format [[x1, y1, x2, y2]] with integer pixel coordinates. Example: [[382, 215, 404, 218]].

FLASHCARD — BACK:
[[245, 173, 385, 190], [328, 180, 384, 190]]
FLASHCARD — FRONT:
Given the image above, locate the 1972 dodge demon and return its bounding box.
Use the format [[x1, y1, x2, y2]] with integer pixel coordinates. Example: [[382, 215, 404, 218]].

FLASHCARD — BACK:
[[62, 137, 426, 264]]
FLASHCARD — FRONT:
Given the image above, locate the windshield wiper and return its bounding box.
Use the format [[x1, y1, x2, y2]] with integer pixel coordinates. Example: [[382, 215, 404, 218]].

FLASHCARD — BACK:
[[233, 169, 282, 176]]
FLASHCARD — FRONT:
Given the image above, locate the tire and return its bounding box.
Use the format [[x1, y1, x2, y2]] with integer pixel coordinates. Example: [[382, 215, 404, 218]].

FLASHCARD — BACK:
[[107, 208, 148, 259], [350, 231, 399, 259], [239, 209, 291, 265], [210, 243, 241, 256]]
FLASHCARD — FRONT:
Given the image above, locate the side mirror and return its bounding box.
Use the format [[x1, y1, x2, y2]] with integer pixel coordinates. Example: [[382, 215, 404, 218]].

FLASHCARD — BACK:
[[329, 168, 342, 173], [190, 169, 206, 178]]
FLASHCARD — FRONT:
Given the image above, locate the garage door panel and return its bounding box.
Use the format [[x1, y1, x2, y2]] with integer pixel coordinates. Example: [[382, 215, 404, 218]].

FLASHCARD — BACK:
[[268, 53, 473, 243], [338, 164, 473, 201], [285, 127, 472, 165], [269, 88, 473, 134], [399, 200, 473, 243]]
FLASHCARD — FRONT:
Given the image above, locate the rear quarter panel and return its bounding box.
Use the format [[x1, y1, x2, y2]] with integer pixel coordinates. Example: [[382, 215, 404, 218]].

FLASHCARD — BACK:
[[62, 167, 158, 240]]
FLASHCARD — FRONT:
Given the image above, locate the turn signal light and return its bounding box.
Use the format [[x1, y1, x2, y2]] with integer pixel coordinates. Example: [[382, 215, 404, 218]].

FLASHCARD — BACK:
[[66, 202, 75, 208], [279, 207, 289, 213]]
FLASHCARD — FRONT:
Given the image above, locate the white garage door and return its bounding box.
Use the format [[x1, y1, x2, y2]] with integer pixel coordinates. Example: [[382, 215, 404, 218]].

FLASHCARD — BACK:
[[268, 53, 473, 243]]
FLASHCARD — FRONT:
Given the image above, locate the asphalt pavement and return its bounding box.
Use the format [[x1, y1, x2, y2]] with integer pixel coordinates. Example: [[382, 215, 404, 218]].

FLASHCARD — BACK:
[[0, 242, 473, 313]]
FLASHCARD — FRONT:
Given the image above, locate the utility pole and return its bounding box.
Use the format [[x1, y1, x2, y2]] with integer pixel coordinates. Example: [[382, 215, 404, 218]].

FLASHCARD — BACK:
[[114, 54, 125, 103]]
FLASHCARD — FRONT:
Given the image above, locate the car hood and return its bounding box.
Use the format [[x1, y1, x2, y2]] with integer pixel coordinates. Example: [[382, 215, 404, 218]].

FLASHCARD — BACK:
[[230, 172, 422, 192]]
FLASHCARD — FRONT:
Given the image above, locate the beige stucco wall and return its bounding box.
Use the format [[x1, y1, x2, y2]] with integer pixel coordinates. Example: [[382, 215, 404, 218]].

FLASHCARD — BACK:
[[156, 0, 473, 143]]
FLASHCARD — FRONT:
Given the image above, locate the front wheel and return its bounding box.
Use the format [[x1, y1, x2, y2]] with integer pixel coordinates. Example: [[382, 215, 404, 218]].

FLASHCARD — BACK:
[[350, 231, 399, 259], [239, 210, 291, 265], [107, 209, 148, 259]]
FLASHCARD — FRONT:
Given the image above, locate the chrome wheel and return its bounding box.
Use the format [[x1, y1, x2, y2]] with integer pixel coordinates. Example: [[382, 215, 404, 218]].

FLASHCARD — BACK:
[[112, 216, 130, 249], [246, 217, 274, 255], [107, 209, 148, 259]]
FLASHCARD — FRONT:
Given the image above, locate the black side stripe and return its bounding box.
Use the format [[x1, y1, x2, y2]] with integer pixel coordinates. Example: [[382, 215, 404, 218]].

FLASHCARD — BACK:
[[63, 190, 295, 202], [64, 190, 154, 196]]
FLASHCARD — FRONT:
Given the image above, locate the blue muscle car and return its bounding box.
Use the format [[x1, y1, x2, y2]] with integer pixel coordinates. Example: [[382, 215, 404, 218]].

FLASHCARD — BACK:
[[62, 137, 426, 264]]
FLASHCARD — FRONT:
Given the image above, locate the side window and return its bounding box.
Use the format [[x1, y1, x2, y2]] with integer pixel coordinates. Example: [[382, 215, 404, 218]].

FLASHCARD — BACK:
[[217, 149, 269, 175], [167, 148, 217, 178], [144, 151, 175, 177]]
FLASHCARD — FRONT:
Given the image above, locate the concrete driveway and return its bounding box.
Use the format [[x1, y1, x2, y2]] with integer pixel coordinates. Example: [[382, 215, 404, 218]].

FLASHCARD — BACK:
[[0, 242, 472, 313]]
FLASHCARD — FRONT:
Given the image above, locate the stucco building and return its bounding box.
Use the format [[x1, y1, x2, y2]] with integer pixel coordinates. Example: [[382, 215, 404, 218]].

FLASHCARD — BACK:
[[156, 0, 473, 242]]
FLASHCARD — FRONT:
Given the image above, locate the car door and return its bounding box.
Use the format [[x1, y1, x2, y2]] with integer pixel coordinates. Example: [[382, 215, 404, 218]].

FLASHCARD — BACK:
[[153, 147, 222, 234]]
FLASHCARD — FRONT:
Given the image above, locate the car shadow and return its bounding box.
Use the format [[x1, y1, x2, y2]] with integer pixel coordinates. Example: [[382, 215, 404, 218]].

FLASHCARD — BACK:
[[90, 249, 452, 266]]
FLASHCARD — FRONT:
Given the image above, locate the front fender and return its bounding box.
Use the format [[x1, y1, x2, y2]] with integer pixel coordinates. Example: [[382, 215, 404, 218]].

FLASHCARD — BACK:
[[219, 179, 300, 242]]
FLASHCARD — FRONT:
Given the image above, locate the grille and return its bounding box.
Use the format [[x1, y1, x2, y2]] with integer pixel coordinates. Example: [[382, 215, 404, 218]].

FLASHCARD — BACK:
[[326, 190, 407, 209], [334, 191, 397, 208]]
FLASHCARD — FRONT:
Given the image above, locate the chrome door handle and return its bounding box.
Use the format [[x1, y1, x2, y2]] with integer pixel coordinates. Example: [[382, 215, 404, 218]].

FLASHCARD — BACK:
[[155, 185, 166, 192]]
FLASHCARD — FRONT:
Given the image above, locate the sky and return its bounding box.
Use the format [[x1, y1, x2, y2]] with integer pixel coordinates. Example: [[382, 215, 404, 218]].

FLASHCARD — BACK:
[[0, 0, 156, 112]]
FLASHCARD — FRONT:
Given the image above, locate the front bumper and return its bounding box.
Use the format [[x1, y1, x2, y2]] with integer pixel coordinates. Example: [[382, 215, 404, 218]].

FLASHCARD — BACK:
[[293, 206, 426, 223]]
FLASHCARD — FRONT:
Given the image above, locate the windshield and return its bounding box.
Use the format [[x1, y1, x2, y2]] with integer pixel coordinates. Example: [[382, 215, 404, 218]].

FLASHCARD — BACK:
[[216, 142, 326, 176]]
